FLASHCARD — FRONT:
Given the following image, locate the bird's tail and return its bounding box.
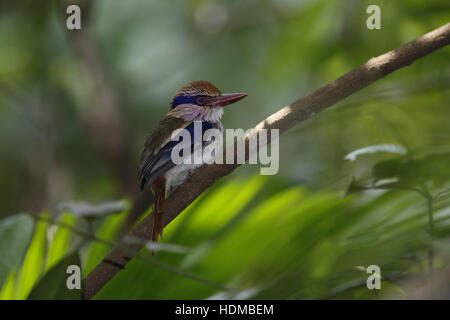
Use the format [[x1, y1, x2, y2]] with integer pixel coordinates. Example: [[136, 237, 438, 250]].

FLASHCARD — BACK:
[[150, 178, 166, 255]]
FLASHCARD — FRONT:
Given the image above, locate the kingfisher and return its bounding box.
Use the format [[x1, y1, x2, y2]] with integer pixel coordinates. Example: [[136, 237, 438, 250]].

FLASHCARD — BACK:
[[138, 80, 247, 247]]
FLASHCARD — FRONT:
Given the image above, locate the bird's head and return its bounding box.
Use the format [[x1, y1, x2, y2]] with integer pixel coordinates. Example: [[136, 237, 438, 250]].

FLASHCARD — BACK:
[[169, 80, 247, 122]]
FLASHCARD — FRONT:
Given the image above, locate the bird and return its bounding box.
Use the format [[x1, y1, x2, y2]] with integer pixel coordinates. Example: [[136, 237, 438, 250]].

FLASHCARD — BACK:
[[138, 80, 247, 250]]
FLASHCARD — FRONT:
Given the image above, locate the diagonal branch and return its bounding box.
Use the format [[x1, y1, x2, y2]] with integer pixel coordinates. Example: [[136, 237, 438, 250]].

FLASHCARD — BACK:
[[84, 22, 450, 299]]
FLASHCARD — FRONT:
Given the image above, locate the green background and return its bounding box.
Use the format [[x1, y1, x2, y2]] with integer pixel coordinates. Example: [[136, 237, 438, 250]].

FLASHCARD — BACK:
[[0, 0, 449, 299]]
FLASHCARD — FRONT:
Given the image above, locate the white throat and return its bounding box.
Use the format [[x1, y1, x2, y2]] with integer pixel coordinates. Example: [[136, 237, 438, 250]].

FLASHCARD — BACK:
[[169, 104, 224, 122]]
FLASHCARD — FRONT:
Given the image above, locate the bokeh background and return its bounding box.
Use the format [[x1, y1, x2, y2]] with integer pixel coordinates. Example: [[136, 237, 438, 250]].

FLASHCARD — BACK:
[[0, 0, 449, 299]]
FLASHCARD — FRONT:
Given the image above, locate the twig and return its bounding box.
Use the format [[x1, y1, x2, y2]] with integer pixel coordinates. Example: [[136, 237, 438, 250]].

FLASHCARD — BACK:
[[84, 23, 450, 299]]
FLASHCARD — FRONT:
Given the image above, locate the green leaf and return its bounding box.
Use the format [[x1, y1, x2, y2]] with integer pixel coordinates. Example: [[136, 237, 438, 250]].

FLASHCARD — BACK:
[[0, 269, 17, 299], [344, 177, 367, 195], [0, 213, 34, 290], [345, 144, 407, 162], [15, 214, 49, 299], [28, 251, 82, 300], [56, 200, 128, 219], [372, 152, 450, 187], [83, 211, 128, 276], [88, 174, 450, 299], [46, 212, 76, 272], [344, 176, 404, 196]]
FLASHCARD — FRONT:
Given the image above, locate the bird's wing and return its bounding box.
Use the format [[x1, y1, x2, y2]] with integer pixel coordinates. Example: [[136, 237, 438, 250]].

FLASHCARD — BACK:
[[138, 116, 214, 191]]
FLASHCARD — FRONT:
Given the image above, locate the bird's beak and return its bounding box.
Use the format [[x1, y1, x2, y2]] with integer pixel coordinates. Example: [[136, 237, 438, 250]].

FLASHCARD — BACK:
[[205, 93, 248, 107]]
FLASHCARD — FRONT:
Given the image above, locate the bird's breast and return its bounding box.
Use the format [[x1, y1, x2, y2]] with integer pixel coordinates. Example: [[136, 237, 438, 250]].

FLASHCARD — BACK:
[[164, 120, 223, 190]]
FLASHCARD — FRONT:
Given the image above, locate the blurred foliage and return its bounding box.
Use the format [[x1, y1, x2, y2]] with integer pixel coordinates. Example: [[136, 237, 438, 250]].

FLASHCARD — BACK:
[[28, 251, 82, 300], [0, 0, 449, 299], [0, 173, 450, 299], [0, 213, 34, 289]]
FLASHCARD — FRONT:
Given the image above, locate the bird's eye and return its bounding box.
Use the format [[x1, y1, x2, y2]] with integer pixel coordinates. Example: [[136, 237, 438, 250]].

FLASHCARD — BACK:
[[195, 96, 205, 105]]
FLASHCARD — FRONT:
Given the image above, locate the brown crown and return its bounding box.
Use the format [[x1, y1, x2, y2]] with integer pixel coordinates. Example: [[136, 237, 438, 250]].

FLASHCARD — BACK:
[[176, 80, 221, 97]]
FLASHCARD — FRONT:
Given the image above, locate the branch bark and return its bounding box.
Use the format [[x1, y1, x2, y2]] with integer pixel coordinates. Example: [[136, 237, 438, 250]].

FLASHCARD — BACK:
[[84, 23, 450, 299]]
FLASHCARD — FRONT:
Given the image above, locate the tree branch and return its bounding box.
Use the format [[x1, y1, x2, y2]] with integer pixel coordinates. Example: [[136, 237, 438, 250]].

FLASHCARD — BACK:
[[84, 23, 450, 299]]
